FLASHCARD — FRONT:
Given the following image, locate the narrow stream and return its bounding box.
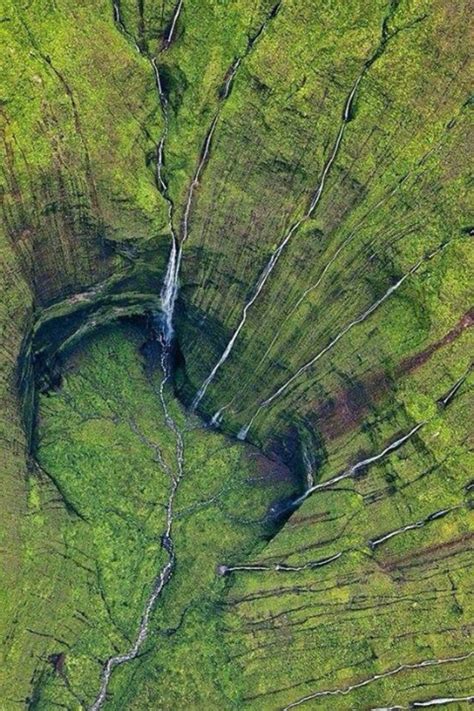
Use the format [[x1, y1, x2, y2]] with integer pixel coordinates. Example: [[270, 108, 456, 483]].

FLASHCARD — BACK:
[[89, 327, 184, 710], [292, 422, 425, 506], [89, 3, 184, 708], [220, 2, 281, 99], [368, 505, 458, 549], [283, 652, 474, 710]]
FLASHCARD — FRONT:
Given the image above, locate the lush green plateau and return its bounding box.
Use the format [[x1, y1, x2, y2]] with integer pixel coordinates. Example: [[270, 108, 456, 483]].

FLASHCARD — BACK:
[[0, 0, 472, 709]]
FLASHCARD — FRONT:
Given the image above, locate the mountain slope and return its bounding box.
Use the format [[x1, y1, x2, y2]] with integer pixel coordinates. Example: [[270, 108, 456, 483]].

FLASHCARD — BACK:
[[0, 0, 472, 708]]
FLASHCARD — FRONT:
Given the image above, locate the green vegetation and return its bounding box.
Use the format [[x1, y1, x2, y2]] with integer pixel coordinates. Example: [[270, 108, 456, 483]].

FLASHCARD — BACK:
[[0, 0, 472, 708], [21, 324, 293, 707]]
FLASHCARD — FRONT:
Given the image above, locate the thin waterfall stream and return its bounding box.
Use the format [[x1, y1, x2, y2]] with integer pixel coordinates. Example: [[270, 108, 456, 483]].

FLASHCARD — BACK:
[[190, 68, 368, 411]]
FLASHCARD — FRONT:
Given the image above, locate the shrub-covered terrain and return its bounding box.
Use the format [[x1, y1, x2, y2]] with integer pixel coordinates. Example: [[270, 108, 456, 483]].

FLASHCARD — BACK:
[[28, 324, 293, 707], [0, 0, 472, 708]]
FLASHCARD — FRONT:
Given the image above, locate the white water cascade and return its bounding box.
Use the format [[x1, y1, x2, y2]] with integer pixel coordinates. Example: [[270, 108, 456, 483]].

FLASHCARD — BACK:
[[191, 69, 366, 411], [158, 1, 279, 346], [89, 5, 185, 709]]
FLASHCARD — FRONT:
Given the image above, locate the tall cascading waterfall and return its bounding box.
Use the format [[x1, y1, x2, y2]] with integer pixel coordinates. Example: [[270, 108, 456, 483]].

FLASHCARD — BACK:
[[158, 0, 280, 349], [160, 235, 178, 344], [149, 55, 180, 347], [160, 115, 218, 346], [110, 1, 181, 348], [88, 5, 185, 710]]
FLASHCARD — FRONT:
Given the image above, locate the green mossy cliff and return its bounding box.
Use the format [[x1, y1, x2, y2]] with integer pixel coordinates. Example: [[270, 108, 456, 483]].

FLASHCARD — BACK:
[[0, 0, 472, 708]]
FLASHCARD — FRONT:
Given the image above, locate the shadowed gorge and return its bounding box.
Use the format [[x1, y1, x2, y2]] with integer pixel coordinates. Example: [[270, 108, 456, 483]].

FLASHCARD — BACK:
[[0, 0, 473, 709]]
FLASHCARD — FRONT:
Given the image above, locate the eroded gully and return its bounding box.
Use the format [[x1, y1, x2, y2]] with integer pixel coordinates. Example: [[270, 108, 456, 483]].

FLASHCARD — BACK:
[[89, 3, 183, 708], [218, 419, 426, 575]]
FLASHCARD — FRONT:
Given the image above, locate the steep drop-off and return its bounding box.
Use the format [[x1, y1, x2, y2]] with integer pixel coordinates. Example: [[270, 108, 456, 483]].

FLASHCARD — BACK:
[[0, 0, 472, 708]]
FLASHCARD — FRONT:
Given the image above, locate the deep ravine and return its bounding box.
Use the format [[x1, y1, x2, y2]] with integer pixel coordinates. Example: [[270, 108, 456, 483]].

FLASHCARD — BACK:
[[89, 2, 282, 706]]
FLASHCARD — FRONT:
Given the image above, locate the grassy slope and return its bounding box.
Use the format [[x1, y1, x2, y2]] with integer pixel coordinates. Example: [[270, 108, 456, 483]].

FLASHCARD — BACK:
[[172, 3, 473, 706], [223, 360, 473, 708], [1, 0, 169, 304], [179, 0, 472, 432]]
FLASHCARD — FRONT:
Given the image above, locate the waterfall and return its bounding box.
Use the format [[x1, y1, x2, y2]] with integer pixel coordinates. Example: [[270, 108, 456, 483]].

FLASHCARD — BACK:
[[149, 55, 181, 347], [160, 235, 179, 343], [157, 0, 279, 352], [191, 70, 364, 411], [164, 0, 184, 48]]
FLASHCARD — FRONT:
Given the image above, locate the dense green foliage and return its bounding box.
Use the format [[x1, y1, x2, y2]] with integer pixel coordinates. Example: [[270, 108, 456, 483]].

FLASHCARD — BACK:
[[0, 0, 472, 708], [27, 325, 292, 707]]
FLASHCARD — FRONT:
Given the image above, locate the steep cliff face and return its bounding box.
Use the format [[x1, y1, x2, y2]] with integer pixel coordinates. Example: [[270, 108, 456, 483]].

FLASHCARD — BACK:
[[0, 0, 472, 708], [0, 1, 169, 701], [177, 2, 471, 432]]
